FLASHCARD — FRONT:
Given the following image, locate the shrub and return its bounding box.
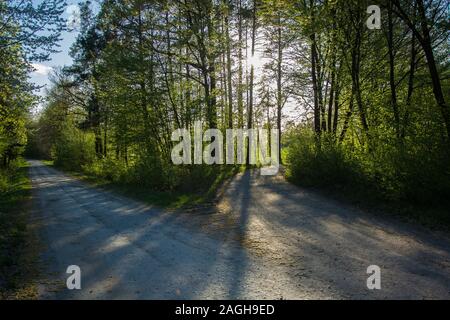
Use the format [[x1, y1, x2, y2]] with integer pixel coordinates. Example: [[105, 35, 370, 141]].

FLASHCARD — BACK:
[[285, 126, 450, 208], [0, 170, 9, 194], [285, 129, 363, 188], [82, 157, 128, 183], [52, 123, 96, 171]]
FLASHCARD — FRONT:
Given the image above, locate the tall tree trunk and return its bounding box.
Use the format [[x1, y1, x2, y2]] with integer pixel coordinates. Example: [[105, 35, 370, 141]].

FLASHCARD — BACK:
[[352, 17, 369, 141], [392, 0, 450, 140], [328, 6, 337, 134], [137, 5, 152, 152], [103, 110, 108, 156], [224, 0, 233, 129], [388, 1, 400, 138], [333, 72, 340, 135], [209, 63, 217, 128], [185, 47, 192, 128], [339, 87, 355, 143], [402, 25, 417, 139], [276, 14, 283, 164], [246, 0, 256, 165], [207, 2, 217, 129], [311, 35, 320, 135], [310, 0, 320, 136], [237, 0, 244, 128], [327, 56, 336, 133], [417, 0, 450, 140]]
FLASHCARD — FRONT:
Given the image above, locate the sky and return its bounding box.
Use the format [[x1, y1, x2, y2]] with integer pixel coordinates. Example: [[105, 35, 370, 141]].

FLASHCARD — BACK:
[[29, 1, 81, 98]]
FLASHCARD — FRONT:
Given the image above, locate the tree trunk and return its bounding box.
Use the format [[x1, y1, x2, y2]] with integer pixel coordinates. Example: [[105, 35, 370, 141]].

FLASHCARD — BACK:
[[276, 14, 283, 164], [388, 1, 400, 138], [237, 0, 244, 128], [402, 26, 417, 139], [327, 58, 336, 133], [246, 0, 256, 165], [392, 0, 450, 140], [417, 0, 450, 140], [225, 0, 233, 129]]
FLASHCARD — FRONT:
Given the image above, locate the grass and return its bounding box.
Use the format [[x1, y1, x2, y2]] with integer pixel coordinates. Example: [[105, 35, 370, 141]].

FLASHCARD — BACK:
[[45, 155, 450, 233], [43, 159, 241, 209], [285, 160, 450, 233], [0, 159, 39, 299], [41, 159, 54, 167]]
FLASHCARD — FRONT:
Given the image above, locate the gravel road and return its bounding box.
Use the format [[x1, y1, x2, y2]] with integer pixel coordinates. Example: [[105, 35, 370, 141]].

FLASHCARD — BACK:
[[29, 160, 450, 299]]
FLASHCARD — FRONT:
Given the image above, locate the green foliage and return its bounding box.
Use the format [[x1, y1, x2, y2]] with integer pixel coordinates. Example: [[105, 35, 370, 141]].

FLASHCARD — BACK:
[[285, 128, 363, 187], [1, 0, 67, 62], [52, 123, 96, 170], [82, 157, 128, 183], [0, 159, 38, 299], [29, 0, 450, 221], [1, 1, 65, 167], [129, 153, 179, 190], [285, 126, 450, 210], [0, 166, 10, 193], [0, 39, 32, 167]]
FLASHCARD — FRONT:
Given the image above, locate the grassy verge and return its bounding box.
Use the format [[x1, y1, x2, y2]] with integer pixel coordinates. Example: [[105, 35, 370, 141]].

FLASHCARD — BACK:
[[43, 160, 241, 209], [0, 159, 39, 299], [285, 169, 450, 233], [283, 129, 450, 232]]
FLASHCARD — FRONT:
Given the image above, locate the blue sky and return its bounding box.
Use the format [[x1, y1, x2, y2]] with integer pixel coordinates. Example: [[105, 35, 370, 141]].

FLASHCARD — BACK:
[[29, 0, 81, 97]]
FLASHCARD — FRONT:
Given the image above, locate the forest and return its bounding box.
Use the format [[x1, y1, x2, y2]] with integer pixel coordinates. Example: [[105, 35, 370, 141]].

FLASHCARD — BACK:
[[1, 0, 450, 302], [2, 0, 450, 216]]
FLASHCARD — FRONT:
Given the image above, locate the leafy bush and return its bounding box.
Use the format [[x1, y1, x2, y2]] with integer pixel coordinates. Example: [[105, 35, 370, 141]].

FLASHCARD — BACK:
[[0, 160, 21, 194], [394, 143, 450, 205], [128, 151, 184, 191], [82, 157, 128, 183], [0, 170, 9, 194], [285, 127, 450, 207], [52, 123, 96, 171], [285, 129, 363, 188]]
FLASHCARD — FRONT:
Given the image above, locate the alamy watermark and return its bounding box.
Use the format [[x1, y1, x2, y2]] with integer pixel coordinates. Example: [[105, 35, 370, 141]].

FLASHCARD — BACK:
[[66, 265, 81, 290], [171, 121, 280, 176], [367, 265, 381, 290], [367, 5, 381, 30]]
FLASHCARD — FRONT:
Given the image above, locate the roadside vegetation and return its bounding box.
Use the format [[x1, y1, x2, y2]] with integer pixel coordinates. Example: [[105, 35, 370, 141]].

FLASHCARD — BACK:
[[0, 1, 67, 299], [2, 1, 450, 229], [0, 159, 39, 299], [283, 128, 450, 228], [42, 158, 241, 208]]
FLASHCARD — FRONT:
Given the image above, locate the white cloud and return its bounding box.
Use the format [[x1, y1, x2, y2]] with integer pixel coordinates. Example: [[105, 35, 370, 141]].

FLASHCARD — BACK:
[[31, 63, 53, 76]]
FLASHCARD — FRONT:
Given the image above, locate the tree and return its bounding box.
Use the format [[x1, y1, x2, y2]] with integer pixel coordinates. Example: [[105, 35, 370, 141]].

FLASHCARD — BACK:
[[389, 0, 450, 141], [1, 0, 66, 167], [0, 0, 67, 62]]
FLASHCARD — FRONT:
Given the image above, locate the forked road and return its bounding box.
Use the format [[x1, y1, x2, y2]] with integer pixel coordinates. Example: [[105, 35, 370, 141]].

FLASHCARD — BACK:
[[29, 160, 450, 299]]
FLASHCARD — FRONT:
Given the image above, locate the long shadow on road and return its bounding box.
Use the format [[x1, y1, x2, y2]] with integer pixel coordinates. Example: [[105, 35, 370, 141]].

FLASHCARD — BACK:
[[30, 161, 450, 299], [214, 169, 450, 299], [31, 161, 259, 299]]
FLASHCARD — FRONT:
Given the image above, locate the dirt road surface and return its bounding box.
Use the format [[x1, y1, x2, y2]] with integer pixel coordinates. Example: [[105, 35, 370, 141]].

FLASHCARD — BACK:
[[28, 160, 450, 299]]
